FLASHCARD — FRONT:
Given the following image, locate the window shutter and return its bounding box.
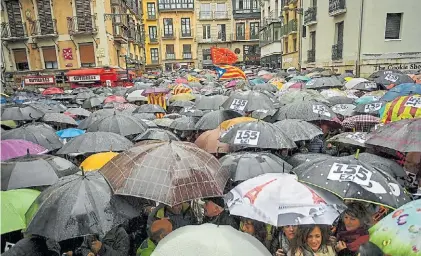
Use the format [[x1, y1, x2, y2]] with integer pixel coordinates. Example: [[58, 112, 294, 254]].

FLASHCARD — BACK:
[[42, 47, 57, 62], [385, 13, 401, 39], [79, 43, 95, 64], [6, 0, 25, 37], [37, 0, 54, 34], [13, 49, 28, 63]]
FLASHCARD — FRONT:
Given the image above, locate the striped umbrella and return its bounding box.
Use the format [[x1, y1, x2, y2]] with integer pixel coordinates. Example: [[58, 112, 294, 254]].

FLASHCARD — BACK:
[[380, 95, 421, 123]]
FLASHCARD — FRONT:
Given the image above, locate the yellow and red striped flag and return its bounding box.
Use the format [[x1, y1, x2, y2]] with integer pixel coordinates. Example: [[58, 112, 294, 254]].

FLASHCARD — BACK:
[[147, 92, 167, 118], [215, 65, 246, 80], [380, 95, 421, 123]]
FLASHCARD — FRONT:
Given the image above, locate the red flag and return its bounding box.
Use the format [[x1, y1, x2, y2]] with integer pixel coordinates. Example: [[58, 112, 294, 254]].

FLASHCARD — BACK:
[[211, 47, 238, 65], [63, 48, 73, 60]]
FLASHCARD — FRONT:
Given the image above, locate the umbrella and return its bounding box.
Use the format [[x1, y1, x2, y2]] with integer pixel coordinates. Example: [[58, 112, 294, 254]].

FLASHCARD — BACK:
[[179, 107, 204, 117], [132, 113, 157, 121], [169, 93, 195, 102], [41, 87, 64, 95], [99, 141, 230, 206], [72, 87, 92, 95], [0, 139, 47, 161], [327, 132, 368, 148], [195, 110, 242, 130], [1, 105, 44, 121], [42, 113, 78, 126], [140, 119, 158, 128], [153, 224, 271, 256], [79, 152, 119, 172], [1, 189, 41, 234], [134, 104, 166, 114], [220, 121, 296, 150], [287, 153, 332, 168], [220, 152, 292, 181], [25, 172, 144, 242], [290, 76, 310, 82], [251, 83, 278, 92], [355, 95, 381, 105], [169, 116, 197, 131], [381, 83, 421, 102], [170, 100, 195, 108], [221, 91, 276, 113], [82, 95, 106, 109], [331, 104, 356, 117], [368, 69, 403, 79], [275, 100, 337, 122], [126, 90, 148, 102], [380, 95, 421, 123], [87, 113, 147, 137], [1, 154, 80, 190], [369, 199, 421, 256], [194, 128, 229, 154], [273, 119, 323, 142], [104, 95, 127, 104], [354, 101, 385, 116], [154, 118, 174, 128], [327, 96, 356, 106], [56, 128, 85, 139], [112, 87, 128, 96], [365, 118, 421, 152], [278, 89, 329, 105], [219, 117, 257, 131], [342, 115, 380, 132], [77, 109, 115, 130], [195, 95, 228, 110], [94, 87, 113, 95], [133, 128, 179, 142], [1, 123, 62, 151], [51, 94, 76, 101], [344, 78, 379, 91], [56, 132, 133, 154], [294, 157, 411, 209], [164, 113, 183, 119], [305, 77, 342, 89], [75, 91, 95, 103], [226, 173, 346, 226], [1, 120, 17, 129], [65, 107, 91, 117], [374, 73, 414, 89], [320, 89, 347, 98]]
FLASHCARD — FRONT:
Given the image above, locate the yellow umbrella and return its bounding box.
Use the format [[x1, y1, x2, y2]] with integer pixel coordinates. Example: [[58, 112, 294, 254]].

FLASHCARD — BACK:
[[344, 77, 353, 82], [220, 117, 257, 131], [1, 120, 17, 128], [169, 93, 195, 102], [80, 152, 119, 172]]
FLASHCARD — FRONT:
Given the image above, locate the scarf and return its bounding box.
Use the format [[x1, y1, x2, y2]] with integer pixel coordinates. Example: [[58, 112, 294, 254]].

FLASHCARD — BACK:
[[278, 232, 291, 253], [336, 227, 369, 252], [292, 245, 335, 256]]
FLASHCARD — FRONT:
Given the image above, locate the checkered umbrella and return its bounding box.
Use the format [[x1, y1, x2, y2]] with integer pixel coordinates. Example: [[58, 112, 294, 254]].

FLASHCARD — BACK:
[[99, 141, 230, 206], [342, 115, 380, 132]]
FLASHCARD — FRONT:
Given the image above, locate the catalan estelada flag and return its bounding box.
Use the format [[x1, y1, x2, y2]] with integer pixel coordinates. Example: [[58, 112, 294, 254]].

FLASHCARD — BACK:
[[380, 95, 421, 123], [147, 93, 167, 118], [211, 47, 238, 65], [215, 65, 246, 80], [172, 84, 192, 95]]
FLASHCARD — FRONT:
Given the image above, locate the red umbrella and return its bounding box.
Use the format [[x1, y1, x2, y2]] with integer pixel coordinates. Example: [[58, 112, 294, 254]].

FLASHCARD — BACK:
[[42, 87, 64, 95], [103, 95, 127, 104]]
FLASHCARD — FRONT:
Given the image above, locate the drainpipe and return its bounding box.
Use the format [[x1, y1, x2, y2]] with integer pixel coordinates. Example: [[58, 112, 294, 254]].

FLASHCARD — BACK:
[[356, 0, 364, 76]]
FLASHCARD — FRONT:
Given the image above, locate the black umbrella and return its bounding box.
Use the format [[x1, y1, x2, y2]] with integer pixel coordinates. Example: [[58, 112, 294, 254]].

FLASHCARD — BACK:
[[72, 87, 92, 95], [251, 83, 278, 92], [93, 87, 113, 95], [220, 151, 293, 182], [195, 95, 228, 110], [179, 107, 204, 117], [221, 91, 276, 113], [154, 118, 174, 128], [368, 69, 403, 79], [51, 94, 76, 101], [353, 101, 385, 117], [164, 113, 183, 119], [1, 104, 44, 121], [1, 154, 79, 190], [65, 108, 91, 117], [132, 113, 157, 121], [56, 132, 133, 154], [305, 77, 342, 90], [195, 110, 242, 131], [133, 128, 179, 142], [294, 157, 411, 208], [1, 123, 62, 151], [42, 113, 78, 126], [331, 104, 356, 117], [133, 104, 166, 114], [82, 95, 106, 109], [75, 91, 95, 101], [27, 102, 58, 114], [169, 116, 198, 131], [273, 119, 323, 141], [327, 132, 368, 148], [25, 172, 144, 241], [112, 87, 128, 96], [170, 100, 195, 108], [77, 109, 115, 130], [87, 113, 147, 137], [328, 96, 355, 106], [275, 100, 337, 122], [220, 121, 296, 150], [374, 73, 414, 88], [287, 153, 332, 168], [140, 119, 158, 128]]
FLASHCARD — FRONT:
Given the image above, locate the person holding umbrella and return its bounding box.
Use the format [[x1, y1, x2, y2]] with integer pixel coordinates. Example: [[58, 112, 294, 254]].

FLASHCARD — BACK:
[[288, 225, 336, 256], [271, 225, 298, 256]]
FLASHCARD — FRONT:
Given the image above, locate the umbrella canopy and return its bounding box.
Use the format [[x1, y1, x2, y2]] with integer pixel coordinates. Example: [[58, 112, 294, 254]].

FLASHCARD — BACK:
[[153, 224, 271, 256], [169, 93, 195, 102], [0, 139, 47, 161], [94, 87, 113, 95], [374, 73, 414, 89], [82, 95, 106, 109], [72, 87, 92, 95], [77, 109, 115, 129], [194, 128, 229, 154], [87, 113, 147, 136], [275, 100, 337, 122], [133, 128, 179, 142], [381, 83, 421, 102], [126, 90, 148, 102], [154, 118, 174, 128], [99, 141, 230, 206], [252, 83, 278, 92], [170, 100, 195, 108], [369, 199, 421, 256], [344, 78, 379, 91], [1, 154, 79, 190], [320, 89, 347, 99], [294, 157, 411, 209], [1, 104, 44, 121], [331, 104, 357, 117], [1, 120, 17, 129], [65, 107, 91, 117], [56, 132, 133, 154], [278, 89, 329, 105], [195, 110, 242, 130], [368, 69, 403, 79], [42, 113, 78, 126], [104, 95, 127, 104], [305, 77, 342, 90], [287, 153, 332, 168], [195, 95, 229, 110], [1, 123, 62, 151], [132, 113, 157, 121], [327, 132, 368, 148], [42, 87, 64, 95], [221, 91, 276, 113], [75, 91, 95, 102], [56, 128, 85, 138], [169, 116, 197, 131], [220, 152, 292, 181], [134, 104, 166, 114], [226, 173, 346, 226], [380, 95, 421, 123], [25, 172, 144, 241], [1, 189, 41, 234], [179, 107, 204, 117], [79, 152, 119, 172], [365, 118, 421, 152], [273, 119, 323, 141], [342, 115, 380, 132], [290, 76, 310, 82], [220, 121, 296, 150], [354, 101, 385, 116], [327, 96, 356, 106]]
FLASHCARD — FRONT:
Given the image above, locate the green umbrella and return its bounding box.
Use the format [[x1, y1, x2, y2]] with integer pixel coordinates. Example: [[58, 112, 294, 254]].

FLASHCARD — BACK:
[[290, 75, 310, 82], [1, 189, 40, 234]]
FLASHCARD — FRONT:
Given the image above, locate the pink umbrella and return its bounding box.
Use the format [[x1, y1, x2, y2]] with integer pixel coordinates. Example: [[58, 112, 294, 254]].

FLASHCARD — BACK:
[[226, 80, 239, 88], [104, 95, 127, 103], [0, 139, 48, 161], [175, 78, 188, 84], [283, 81, 305, 89]]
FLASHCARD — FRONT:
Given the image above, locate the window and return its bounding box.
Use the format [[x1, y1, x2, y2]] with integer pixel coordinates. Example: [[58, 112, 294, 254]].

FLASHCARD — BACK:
[[183, 44, 192, 59], [202, 24, 211, 39], [181, 18, 191, 37], [236, 23, 245, 40], [149, 26, 157, 40], [311, 0, 317, 7], [150, 48, 159, 63], [200, 3, 211, 19], [79, 43, 95, 67], [335, 21, 344, 44], [147, 3, 156, 18], [202, 49, 211, 61], [13, 49, 29, 71], [217, 24, 226, 41], [310, 31, 316, 50], [250, 22, 259, 39], [166, 45, 175, 59], [284, 41, 288, 53], [163, 18, 173, 36], [158, 0, 193, 10], [293, 38, 297, 52], [215, 3, 227, 18], [42, 47, 58, 69], [385, 13, 402, 39], [238, 0, 250, 9]]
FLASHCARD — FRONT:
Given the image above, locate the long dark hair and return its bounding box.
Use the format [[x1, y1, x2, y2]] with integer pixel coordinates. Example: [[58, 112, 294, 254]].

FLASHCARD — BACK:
[[358, 241, 384, 256], [289, 225, 331, 255], [343, 202, 372, 229]]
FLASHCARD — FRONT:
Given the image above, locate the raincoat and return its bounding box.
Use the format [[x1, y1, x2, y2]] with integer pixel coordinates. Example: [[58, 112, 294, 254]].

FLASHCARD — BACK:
[[2, 237, 60, 256], [78, 226, 130, 256], [136, 238, 156, 256]]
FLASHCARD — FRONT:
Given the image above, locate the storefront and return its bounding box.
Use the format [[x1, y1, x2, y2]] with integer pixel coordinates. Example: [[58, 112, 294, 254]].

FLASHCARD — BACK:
[[23, 75, 56, 87], [66, 68, 135, 88]]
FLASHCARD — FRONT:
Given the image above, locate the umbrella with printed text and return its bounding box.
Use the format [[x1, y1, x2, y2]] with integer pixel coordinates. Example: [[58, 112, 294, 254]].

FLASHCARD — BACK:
[[222, 91, 276, 113], [354, 101, 385, 116], [374, 73, 414, 89], [331, 104, 356, 117], [380, 95, 421, 123], [344, 78, 379, 91], [327, 132, 368, 148], [179, 107, 204, 117], [274, 100, 337, 122]]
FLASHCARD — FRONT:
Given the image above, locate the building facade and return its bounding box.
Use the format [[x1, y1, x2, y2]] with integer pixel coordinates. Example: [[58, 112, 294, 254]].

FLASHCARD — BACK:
[[280, 0, 301, 70], [1, 0, 145, 87], [143, 0, 161, 70], [259, 0, 282, 68], [301, 0, 421, 77]]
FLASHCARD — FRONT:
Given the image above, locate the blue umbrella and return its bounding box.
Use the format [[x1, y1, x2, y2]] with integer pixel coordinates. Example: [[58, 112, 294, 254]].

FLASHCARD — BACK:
[[250, 78, 266, 85], [381, 83, 421, 102], [56, 128, 85, 139], [0, 97, 6, 104], [355, 95, 381, 105]]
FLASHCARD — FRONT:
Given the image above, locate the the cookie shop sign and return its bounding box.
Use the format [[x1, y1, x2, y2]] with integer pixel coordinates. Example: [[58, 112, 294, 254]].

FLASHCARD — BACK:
[[68, 75, 100, 82], [24, 76, 55, 85]]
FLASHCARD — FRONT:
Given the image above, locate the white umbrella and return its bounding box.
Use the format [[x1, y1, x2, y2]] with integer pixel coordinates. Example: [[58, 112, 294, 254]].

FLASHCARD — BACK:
[[152, 223, 271, 256], [126, 90, 147, 102], [344, 78, 369, 89], [226, 173, 346, 226]]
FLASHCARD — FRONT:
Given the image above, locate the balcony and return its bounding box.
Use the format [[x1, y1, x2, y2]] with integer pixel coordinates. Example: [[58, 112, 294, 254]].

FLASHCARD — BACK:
[[199, 11, 213, 20], [29, 19, 58, 38], [235, 34, 245, 40], [162, 31, 175, 39], [214, 11, 228, 19], [304, 7, 317, 25], [250, 33, 259, 40], [158, 2, 194, 11], [281, 25, 288, 37], [67, 15, 97, 35], [332, 43, 343, 60], [197, 34, 232, 43], [329, 0, 346, 16], [183, 52, 192, 59], [307, 49, 315, 63], [287, 19, 298, 34], [1, 22, 28, 41], [113, 25, 128, 43], [147, 14, 157, 20], [166, 53, 176, 60], [148, 35, 159, 44], [179, 29, 193, 38], [233, 8, 261, 19]]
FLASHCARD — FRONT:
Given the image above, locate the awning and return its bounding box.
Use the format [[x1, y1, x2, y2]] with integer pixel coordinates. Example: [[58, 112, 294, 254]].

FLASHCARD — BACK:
[[66, 68, 107, 76]]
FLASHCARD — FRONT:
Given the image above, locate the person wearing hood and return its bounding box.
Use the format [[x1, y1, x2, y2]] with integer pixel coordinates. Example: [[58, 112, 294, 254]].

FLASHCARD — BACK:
[[288, 225, 336, 256]]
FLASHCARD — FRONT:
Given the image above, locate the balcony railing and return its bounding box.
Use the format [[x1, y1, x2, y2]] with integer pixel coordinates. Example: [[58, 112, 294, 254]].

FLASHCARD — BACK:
[[329, 0, 346, 16], [307, 49, 315, 63], [235, 34, 245, 40], [1, 22, 28, 40], [199, 11, 213, 20], [148, 35, 159, 43], [281, 25, 288, 37], [287, 19, 298, 34], [147, 14, 157, 20], [214, 11, 228, 19], [332, 43, 343, 60], [304, 7, 317, 25], [166, 53, 175, 60], [183, 52, 192, 59], [250, 33, 259, 40], [67, 15, 97, 35], [29, 19, 58, 37], [162, 31, 175, 39], [197, 34, 232, 43], [113, 25, 128, 43], [179, 29, 193, 38]]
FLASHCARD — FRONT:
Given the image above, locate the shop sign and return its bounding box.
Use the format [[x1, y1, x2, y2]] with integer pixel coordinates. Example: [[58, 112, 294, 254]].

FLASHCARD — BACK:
[[373, 63, 421, 71], [68, 75, 100, 82], [24, 76, 55, 85]]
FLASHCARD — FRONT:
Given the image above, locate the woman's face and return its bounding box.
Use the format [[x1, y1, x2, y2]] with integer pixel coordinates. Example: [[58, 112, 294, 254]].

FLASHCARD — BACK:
[[343, 213, 362, 231], [306, 226, 322, 252], [283, 225, 297, 241], [241, 220, 255, 235]]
